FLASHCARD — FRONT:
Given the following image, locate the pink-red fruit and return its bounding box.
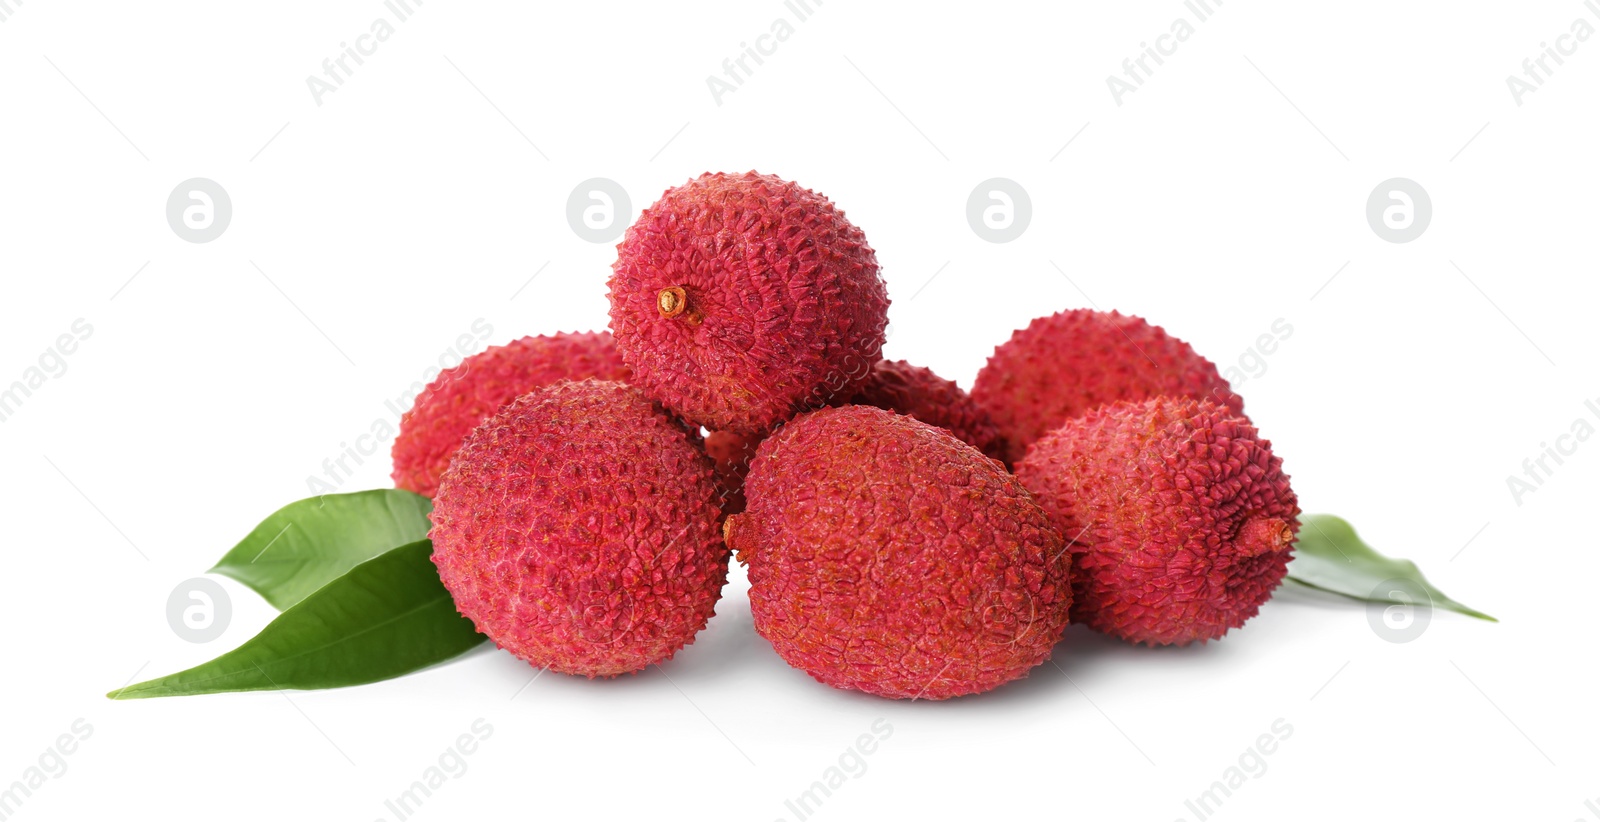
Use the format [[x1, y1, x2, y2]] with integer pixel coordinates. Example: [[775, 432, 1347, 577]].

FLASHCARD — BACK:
[[972, 309, 1239, 464], [429, 380, 728, 677], [1015, 397, 1298, 645], [841, 359, 1004, 462], [725, 406, 1072, 700], [608, 171, 889, 435], [705, 360, 1000, 515], [703, 429, 762, 516], [392, 332, 630, 497]]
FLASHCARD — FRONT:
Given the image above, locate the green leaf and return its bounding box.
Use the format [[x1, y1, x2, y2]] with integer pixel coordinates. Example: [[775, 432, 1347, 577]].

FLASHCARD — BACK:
[[110, 541, 484, 699], [1287, 514, 1496, 622], [211, 489, 433, 610]]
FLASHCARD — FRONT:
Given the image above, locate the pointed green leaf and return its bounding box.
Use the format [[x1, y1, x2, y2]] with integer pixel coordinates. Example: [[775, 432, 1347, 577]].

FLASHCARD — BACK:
[[211, 489, 433, 610], [1287, 514, 1496, 622], [110, 541, 483, 699]]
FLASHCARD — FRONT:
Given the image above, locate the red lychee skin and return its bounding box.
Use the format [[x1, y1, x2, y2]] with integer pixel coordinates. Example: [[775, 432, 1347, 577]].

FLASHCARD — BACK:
[[725, 406, 1072, 700], [608, 171, 890, 435], [1014, 397, 1299, 646], [704, 362, 1000, 514], [429, 380, 729, 678], [703, 429, 761, 516], [391, 332, 630, 497], [972, 309, 1241, 465], [841, 359, 1004, 462]]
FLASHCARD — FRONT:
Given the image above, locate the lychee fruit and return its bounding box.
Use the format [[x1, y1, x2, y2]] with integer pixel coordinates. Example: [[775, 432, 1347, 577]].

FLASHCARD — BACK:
[[705, 361, 1001, 515], [1015, 396, 1298, 646], [703, 429, 761, 515], [608, 171, 889, 435], [391, 331, 630, 497], [972, 309, 1239, 464], [724, 405, 1072, 700], [429, 379, 728, 677], [840, 359, 1004, 461]]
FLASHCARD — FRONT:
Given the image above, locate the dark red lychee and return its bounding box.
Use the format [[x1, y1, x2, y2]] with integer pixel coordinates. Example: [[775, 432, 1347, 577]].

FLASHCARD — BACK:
[[972, 309, 1239, 464], [391, 332, 629, 497], [725, 405, 1072, 699], [841, 359, 1003, 461], [1015, 396, 1298, 646], [429, 380, 728, 677], [608, 171, 889, 435]]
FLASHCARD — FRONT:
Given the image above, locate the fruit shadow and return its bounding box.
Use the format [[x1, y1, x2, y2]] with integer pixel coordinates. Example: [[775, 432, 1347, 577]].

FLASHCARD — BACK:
[[640, 589, 793, 688], [481, 591, 1268, 709], [654, 612, 1250, 714]]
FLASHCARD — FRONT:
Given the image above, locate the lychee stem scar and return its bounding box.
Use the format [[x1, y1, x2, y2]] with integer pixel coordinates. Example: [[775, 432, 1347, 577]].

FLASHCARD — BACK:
[[657, 286, 703, 325], [1235, 517, 1294, 557], [658, 287, 688, 318]]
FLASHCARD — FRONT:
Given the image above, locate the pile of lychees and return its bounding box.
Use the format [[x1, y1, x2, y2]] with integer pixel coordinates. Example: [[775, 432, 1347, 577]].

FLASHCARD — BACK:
[[397, 171, 1299, 701]]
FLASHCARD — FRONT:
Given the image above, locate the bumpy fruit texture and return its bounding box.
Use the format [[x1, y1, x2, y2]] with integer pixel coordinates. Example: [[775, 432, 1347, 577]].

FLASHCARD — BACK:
[[429, 380, 728, 678], [841, 359, 1004, 462], [391, 331, 630, 497], [972, 309, 1239, 465], [1015, 397, 1298, 646], [705, 361, 999, 515], [726, 406, 1072, 700], [608, 171, 890, 435], [707, 362, 1001, 515], [703, 429, 762, 516]]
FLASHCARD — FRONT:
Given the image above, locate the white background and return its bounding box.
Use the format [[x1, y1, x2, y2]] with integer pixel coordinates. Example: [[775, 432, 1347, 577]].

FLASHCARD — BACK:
[[2, 1, 1596, 820]]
